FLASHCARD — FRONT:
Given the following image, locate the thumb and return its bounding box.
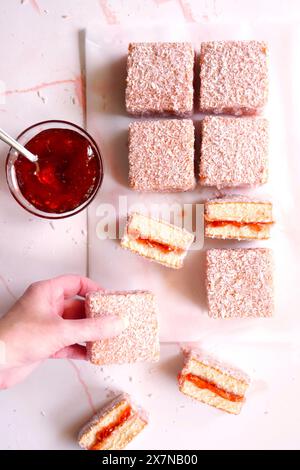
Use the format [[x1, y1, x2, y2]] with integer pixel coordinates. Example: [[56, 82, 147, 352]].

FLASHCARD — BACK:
[[60, 315, 127, 346]]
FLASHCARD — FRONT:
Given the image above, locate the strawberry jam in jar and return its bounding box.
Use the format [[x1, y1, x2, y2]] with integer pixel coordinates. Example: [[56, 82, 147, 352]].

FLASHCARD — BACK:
[[6, 121, 103, 219]]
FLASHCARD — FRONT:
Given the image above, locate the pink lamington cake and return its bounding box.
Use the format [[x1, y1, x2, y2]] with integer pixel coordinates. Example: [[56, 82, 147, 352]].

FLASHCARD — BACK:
[[128, 119, 195, 192], [200, 41, 268, 115], [206, 248, 274, 319], [200, 116, 268, 188], [178, 348, 251, 415], [78, 393, 148, 450], [86, 291, 160, 365], [126, 42, 194, 116]]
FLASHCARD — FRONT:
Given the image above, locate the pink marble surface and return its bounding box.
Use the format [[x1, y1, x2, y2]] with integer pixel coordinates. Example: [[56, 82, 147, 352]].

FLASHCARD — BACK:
[[0, 0, 300, 451]]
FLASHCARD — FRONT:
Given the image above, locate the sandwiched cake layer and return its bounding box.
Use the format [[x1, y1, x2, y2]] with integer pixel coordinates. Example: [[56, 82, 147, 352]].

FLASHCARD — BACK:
[[121, 212, 194, 269], [179, 378, 244, 415], [78, 394, 148, 450], [205, 221, 270, 240], [205, 198, 273, 223], [178, 350, 250, 415], [205, 197, 273, 240], [97, 413, 147, 450]]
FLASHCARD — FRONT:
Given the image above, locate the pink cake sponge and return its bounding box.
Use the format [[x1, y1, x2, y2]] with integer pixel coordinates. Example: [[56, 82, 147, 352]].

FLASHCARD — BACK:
[[200, 41, 268, 115], [126, 42, 194, 116], [200, 116, 269, 188], [128, 119, 195, 192], [206, 248, 274, 319], [86, 291, 160, 365]]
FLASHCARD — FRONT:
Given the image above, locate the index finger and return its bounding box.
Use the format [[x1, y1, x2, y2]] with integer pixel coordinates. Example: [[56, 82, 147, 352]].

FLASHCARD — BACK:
[[48, 274, 102, 299]]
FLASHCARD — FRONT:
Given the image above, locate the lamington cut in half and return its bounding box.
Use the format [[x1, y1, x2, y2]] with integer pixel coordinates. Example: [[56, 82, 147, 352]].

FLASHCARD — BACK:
[[178, 349, 250, 415], [206, 248, 274, 319], [86, 290, 160, 365], [205, 196, 274, 240], [78, 393, 148, 450], [121, 212, 194, 269]]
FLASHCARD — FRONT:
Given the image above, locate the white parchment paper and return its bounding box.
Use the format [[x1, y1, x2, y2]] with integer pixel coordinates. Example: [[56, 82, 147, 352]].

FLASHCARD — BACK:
[[85, 22, 300, 354]]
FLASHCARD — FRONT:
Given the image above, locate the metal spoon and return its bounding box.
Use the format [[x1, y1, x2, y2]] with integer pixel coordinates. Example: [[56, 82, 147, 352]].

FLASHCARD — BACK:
[[0, 126, 38, 163]]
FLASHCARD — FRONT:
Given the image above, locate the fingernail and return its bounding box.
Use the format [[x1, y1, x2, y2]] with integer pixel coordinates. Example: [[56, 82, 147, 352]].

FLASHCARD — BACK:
[[121, 316, 130, 329]]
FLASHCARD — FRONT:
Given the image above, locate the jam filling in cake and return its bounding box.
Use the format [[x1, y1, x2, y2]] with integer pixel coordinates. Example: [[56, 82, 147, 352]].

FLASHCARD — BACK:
[[179, 373, 244, 403], [90, 405, 132, 450], [127, 227, 185, 255], [134, 237, 185, 255]]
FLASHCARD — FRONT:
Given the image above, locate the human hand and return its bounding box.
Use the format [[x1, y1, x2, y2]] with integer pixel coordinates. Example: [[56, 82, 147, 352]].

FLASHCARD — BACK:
[[0, 275, 126, 389]]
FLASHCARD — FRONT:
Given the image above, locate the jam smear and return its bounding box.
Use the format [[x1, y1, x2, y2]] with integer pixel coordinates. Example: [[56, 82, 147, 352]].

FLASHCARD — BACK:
[[14, 128, 101, 214], [90, 405, 132, 450], [207, 221, 269, 233], [181, 373, 244, 403], [134, 237, 184, 255]]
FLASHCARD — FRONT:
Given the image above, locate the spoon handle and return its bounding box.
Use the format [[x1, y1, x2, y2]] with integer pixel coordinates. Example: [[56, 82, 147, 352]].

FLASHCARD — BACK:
[[0, 127, 38, 163]]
